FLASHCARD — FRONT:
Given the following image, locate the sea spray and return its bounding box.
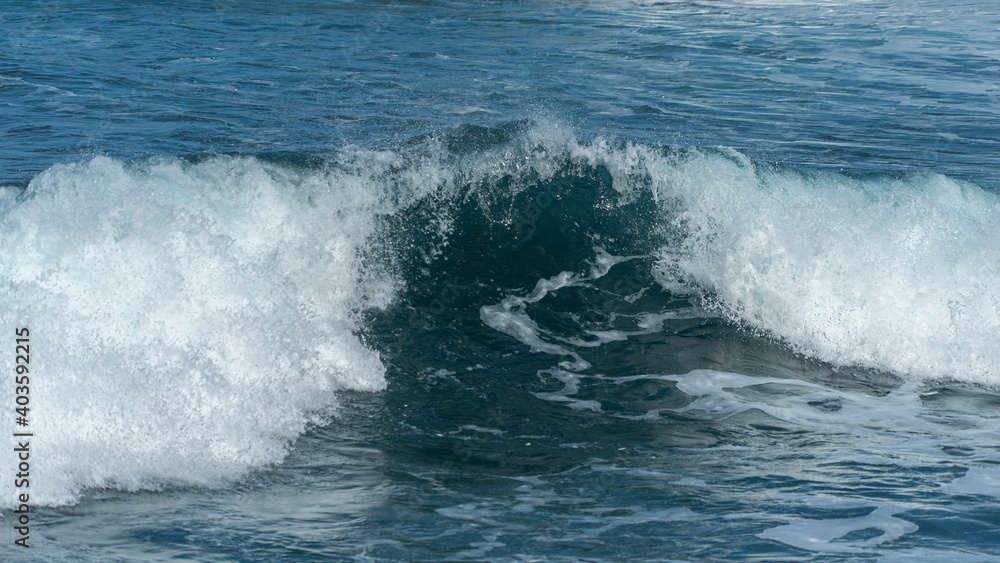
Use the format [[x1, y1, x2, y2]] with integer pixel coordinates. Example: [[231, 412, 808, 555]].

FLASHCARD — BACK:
[[0, 155, 395, 506]]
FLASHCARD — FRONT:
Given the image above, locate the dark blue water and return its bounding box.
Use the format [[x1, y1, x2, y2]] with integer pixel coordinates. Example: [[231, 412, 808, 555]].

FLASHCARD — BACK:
[[3, 1, 1000, 561]]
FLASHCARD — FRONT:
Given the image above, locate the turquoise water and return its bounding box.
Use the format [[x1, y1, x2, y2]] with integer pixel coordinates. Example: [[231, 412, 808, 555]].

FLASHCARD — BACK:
[[2, 1, 1000, 561]]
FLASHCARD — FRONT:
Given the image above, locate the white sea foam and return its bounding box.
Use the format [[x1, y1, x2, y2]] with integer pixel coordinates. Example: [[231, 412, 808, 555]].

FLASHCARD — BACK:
[[638, 149, 1000, 385], [943, 466, 1000, 499], [534, 136, 1000, 385], [616, 369, 1000, 515], [758, 505, 918, 554], [0, 155, 398, 507], [480, 125, 1000, 386]]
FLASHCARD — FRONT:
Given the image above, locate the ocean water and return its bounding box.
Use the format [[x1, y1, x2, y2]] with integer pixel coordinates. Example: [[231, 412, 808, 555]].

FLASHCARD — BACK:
[[2, 0, 1000, 560]]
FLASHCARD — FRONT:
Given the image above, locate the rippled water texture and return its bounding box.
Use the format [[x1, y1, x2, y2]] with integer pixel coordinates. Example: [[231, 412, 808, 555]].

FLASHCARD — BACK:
[[2, 1, 999, 561]]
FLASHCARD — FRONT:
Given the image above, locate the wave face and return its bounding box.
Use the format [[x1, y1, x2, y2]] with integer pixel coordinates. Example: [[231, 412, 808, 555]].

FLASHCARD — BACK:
[[2, 123, 1000, 506], [409, 124, 1000, 384]]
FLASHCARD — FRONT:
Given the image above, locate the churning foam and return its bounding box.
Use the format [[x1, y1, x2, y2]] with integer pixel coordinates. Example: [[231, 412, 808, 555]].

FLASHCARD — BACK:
[[636, 148, 1000, 385], [0, 155, 396, 507], [485, 127, 1000, 385]]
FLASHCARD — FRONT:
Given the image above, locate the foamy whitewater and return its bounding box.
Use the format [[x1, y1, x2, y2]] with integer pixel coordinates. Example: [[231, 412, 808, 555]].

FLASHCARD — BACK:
[[0, 155, 395, 504], [2, 0, 1000, 560]]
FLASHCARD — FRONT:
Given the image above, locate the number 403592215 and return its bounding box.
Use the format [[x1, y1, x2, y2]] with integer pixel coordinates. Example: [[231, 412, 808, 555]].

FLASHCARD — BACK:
[[15, 328, 29, 421]]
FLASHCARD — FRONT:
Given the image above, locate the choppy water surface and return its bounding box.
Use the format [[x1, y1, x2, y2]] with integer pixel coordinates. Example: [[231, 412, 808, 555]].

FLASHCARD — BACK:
[[2, 1, 999, 561]]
